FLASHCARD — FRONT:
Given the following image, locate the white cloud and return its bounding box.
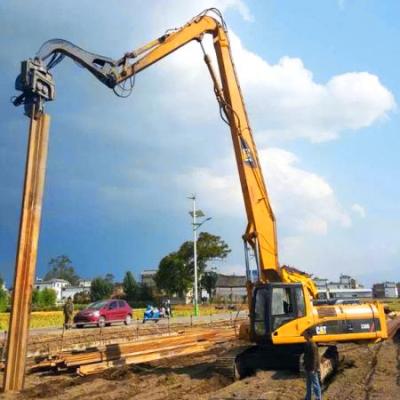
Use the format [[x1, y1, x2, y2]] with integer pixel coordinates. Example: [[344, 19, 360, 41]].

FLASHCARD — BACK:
[[234, 34, 396, 142], [351, 203, 366, 218], [176, 147, 351, 235], [99, 144, 352, 238], [154, 30, 395, 143]]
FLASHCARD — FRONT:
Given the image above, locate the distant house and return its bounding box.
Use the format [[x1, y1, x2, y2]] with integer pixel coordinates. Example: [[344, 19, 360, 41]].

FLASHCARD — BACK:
[[36, 278, 92, 303], [78, 279, 92, 289], [1, 281, 8, 293], [61, 286, 88, 302], [373, 282, 398, 298], [35, 278, 70, 303], [215, 274, 247, 303], [315, 274, 372, 299], [141, 269, 157, 288]]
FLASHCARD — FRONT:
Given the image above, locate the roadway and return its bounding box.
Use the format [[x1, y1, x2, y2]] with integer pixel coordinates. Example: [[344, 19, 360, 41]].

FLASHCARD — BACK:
[[28, 310, 248, 336]]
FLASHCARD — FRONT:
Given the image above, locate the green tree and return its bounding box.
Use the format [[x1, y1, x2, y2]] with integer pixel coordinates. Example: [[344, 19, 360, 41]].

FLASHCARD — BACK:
[[73, 291, 91, 304], [90, 277, 113, 301], [44, 255, 80, 285], [123, 272, 139, 303], [32, 288, 57, 308], [39, 288, 57, 307], [155, 252, 192, 297], [32, 289, 40, 306], [0, 276, 8, 312], [155, 232, 230, 298], [138, 283, 154, 302], [178, 232, 231, 276], [201, 270, 218, 301]]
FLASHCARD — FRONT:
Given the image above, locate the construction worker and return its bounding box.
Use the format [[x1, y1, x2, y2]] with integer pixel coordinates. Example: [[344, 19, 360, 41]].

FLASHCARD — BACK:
[[303, 329, 322, 400], [166, 298, 172, 318], [63, 296, 74, 330]]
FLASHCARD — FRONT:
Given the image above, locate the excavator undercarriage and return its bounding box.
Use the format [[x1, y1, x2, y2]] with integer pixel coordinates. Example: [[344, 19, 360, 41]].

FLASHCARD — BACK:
[[215, 343, 339, 382]]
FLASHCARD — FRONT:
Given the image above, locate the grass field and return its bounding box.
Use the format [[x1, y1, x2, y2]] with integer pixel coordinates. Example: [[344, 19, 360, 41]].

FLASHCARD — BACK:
[[383, 298, 400, 312], [0, 304, 238, 330]]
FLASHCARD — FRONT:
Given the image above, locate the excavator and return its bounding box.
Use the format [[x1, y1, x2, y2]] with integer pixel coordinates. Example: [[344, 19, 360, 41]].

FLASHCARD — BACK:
[[13, 8, 387, 380]]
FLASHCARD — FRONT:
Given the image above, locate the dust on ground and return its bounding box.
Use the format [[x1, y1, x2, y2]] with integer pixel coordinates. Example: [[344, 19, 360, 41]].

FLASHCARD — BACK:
[[1, 337, 399, 400]]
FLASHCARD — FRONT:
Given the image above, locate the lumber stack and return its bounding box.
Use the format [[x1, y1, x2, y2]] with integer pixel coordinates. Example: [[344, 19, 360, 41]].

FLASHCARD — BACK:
[[32, 327, 237, 376]]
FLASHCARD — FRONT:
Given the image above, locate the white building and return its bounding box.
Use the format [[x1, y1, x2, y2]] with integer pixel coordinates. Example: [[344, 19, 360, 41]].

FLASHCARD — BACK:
[[1, 281, 8, 293], [373, 282, 398, 298], [35, 278, 69, 302], [315, 274, 371, 299], [141, 269, 157, 288], [35, 278, 92, 303], [61, 286, 90, 302], [78, 279, 92, 288]]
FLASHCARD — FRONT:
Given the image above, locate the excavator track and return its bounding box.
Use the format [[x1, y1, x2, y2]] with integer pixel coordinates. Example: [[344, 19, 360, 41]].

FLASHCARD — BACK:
[[215, 345, 253, 380], [216, 344, 339, 382]]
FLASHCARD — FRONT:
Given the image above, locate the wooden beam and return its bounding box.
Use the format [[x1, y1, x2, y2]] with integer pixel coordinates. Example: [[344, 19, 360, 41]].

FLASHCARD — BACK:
[[64, 331, 219, 367], [3, 112, 50, 392], [78, 342, 211, 376]]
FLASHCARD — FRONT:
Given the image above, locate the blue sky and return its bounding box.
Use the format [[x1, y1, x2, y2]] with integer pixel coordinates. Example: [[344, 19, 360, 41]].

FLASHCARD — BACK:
[[0, 0, 399, 288]]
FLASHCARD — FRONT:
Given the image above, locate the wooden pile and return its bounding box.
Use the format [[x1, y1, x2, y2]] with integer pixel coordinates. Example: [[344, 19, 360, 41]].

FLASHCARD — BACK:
[[32, 327, 237, 376]]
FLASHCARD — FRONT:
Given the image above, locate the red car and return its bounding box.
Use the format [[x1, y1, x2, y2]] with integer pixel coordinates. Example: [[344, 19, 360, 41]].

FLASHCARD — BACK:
[[74, 299, 133, 328]]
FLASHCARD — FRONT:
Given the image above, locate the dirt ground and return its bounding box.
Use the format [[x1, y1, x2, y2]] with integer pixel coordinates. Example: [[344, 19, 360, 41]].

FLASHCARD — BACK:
[[1, 335, 399, 399]]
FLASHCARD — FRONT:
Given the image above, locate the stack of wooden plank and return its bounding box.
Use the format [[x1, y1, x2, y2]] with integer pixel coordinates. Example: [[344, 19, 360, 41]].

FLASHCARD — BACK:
[[32, 327, 237, 376]]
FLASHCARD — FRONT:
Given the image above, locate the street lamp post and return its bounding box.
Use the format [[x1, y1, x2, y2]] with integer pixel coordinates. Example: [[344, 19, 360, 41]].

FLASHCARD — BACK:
[[188, 194, 211, 317]]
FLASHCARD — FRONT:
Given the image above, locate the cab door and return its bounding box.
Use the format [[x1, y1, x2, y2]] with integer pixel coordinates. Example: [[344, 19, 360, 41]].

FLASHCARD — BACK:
[[251, 283, 309, 343]]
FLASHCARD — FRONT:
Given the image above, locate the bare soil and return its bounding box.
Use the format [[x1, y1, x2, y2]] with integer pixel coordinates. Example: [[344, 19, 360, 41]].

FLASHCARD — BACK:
[[1, 336, 399, 399]]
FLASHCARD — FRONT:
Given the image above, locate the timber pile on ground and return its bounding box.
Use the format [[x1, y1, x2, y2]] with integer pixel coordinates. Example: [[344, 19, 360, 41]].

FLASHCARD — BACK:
[[32, 327, 238, 376]]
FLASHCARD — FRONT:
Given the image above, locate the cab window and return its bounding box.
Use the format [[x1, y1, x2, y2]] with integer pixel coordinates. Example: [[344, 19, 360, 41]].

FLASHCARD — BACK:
[[271, 287, 295, 330], [254, 288, 268, 336], [295, 287, 305, 317]]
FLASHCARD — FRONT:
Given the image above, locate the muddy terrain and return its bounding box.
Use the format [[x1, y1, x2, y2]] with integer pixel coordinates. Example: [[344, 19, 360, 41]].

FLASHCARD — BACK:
[[1, 334, 399, 400]]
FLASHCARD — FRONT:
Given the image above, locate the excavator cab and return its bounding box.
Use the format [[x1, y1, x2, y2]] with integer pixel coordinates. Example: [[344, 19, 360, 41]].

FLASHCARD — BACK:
[[250, 283, 307, 343]]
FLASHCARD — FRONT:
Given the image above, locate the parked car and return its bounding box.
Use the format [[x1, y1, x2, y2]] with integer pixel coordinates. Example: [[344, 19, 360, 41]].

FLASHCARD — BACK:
[[73, 299, 133, 328]]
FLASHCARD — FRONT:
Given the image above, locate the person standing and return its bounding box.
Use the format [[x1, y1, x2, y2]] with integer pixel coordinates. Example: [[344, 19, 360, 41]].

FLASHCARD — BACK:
[[63, 296, 74, 330], [166, 298, 173, 318], [303, 329, 322, 400]]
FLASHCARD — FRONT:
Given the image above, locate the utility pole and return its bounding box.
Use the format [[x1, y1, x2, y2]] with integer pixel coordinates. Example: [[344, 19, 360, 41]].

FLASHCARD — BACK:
[[188, 195, 211, 317], [192, 195, 199, 317]]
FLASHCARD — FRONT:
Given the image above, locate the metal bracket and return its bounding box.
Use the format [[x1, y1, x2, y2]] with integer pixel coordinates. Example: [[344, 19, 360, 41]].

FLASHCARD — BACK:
[[13, 59, 55, 119], [36, 39, 119, 88]]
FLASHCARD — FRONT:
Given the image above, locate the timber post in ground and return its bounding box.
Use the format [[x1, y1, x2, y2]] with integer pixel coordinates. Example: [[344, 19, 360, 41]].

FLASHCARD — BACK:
[[3, 110, 50, 392]]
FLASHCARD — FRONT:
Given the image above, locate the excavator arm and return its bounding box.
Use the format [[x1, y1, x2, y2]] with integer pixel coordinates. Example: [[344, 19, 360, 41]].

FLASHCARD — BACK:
[[13, 9, 318, 298]]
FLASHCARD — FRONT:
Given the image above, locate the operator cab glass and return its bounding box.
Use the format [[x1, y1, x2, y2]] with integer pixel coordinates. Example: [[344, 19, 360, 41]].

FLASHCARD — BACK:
[[252, 283, 306, 340]]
